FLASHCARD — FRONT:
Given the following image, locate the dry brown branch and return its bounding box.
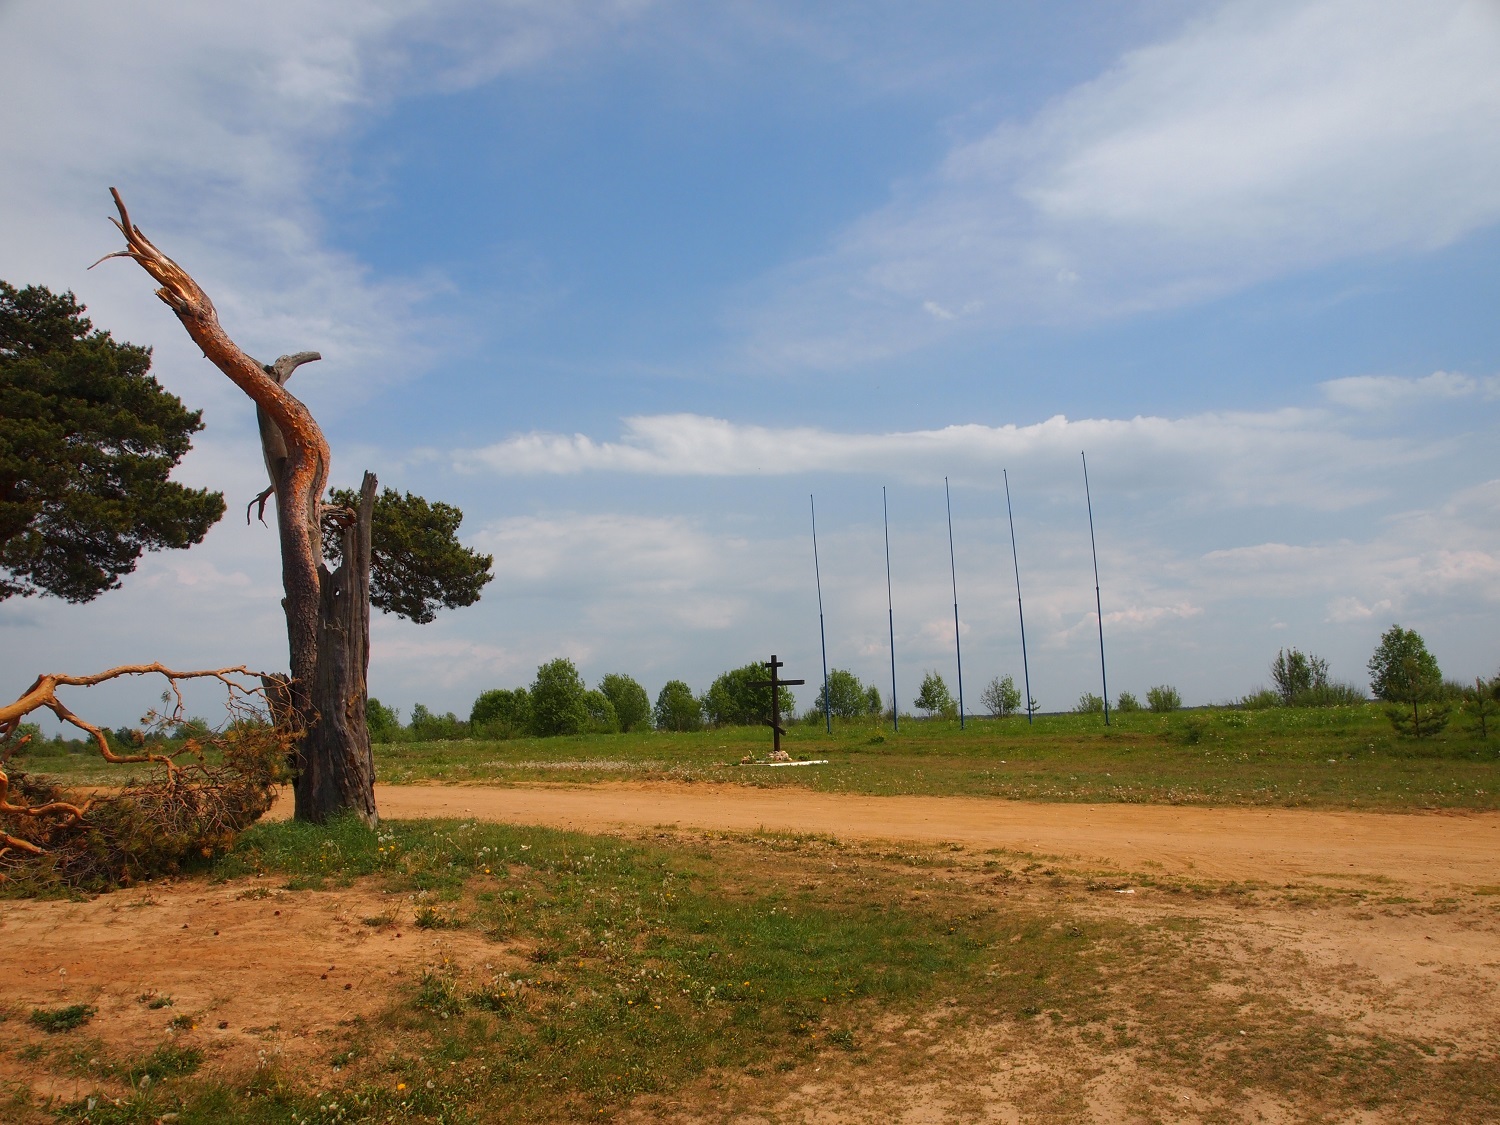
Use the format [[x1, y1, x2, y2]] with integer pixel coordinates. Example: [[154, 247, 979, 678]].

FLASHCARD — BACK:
[[0, 664, 280, 876]]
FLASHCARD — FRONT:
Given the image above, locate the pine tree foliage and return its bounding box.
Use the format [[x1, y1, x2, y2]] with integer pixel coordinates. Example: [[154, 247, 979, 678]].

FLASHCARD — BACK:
[[0, 282, 224, 601]]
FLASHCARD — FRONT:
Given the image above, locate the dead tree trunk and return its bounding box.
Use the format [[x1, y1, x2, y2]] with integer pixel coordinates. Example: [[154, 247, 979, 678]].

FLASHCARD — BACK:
[[97, 189, 378, 825], [297, 472, 378, 822]]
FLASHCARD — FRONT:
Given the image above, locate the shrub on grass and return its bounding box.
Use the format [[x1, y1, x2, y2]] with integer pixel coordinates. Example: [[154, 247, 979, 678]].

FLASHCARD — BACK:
[[1146, 685, 1181, 713], [822, 669, 874, 720], [915, 671, 955, 718], [1293, 681, 1367, 707], [1271, 648, 1329, 704], [981, 675, 1022, 717], [1073, 692, 1104, 715], [1115, 691, 1141, 713]]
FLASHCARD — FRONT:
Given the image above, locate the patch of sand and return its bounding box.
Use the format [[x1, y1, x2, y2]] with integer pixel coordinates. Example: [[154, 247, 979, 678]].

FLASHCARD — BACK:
[[0, 878, 526, 1104]]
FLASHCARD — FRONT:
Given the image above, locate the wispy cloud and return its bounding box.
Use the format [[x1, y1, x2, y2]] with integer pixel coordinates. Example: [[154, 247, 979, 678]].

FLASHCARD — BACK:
[[458, 403, 1428, 509], [0, 1, 656, 419], [739, 0, 1500, 367], [1320, 370, 1500, 410]]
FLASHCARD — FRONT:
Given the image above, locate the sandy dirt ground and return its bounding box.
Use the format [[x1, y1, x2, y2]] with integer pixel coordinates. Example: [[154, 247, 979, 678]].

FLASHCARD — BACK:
[[4, 783, 1498, 1121], [279, 782, 1500, 889]]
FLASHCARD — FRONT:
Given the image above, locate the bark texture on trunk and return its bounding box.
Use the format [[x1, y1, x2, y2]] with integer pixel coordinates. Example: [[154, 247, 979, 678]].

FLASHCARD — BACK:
[[297, 473, 378, 824], [98, 189, 378, 825]]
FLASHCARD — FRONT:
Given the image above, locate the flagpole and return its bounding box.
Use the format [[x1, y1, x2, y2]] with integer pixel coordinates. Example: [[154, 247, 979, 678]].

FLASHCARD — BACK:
[[1003, 470, 1034, 725], [810, 494, 831, 734], [883, 486, 898, 733], [945, 477, 965, 729], [1082, 452, 1110, 726]]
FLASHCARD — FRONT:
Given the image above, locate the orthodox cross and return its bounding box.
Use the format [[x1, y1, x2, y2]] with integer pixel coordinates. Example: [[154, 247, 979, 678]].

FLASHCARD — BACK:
[[751, 654, 804, 757]]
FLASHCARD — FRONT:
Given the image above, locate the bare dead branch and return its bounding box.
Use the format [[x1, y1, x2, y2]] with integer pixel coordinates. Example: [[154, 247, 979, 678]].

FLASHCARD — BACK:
[[1, 663, 292, 880]]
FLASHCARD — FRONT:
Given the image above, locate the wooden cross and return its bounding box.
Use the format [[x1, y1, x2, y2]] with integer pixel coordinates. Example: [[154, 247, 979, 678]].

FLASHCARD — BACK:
[[750, 654, 805, 757]]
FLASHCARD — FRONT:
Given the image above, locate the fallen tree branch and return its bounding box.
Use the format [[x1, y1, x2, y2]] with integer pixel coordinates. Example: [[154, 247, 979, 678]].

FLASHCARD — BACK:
[[0, 664, 286, 881]]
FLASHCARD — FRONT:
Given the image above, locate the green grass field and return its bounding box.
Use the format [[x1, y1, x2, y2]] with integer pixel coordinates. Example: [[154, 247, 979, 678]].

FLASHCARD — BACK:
[[14, 813, 1495, 1124], [21, 704, 1498, 810]]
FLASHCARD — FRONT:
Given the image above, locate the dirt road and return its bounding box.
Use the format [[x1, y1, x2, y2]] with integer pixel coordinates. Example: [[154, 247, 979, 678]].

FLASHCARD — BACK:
[[273, 782, 1500, 890]]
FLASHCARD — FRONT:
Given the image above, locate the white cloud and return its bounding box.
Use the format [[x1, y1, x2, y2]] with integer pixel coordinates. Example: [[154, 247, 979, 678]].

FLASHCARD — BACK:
[[742, 0, 1500, 367], [0, 1, 655, 424], [1320, 370, 1498, 410], [459, 404, 1426, 509]]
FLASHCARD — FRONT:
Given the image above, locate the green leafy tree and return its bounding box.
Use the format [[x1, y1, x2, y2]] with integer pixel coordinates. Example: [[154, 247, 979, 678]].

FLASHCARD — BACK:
[[598, 674, 651, 732], [822, 669, 872, 720], [864, 685, 883, 715], [1, 281, 225, 601], [529, 658, 589, 737], [470, 688, 531, 737], [654, 680, 704, 732], [365, 698, 400, 742], [324, 487, 493, 624], [1146, 685, 1181, 713], [582, 690, 619, 734], [914, 670, 955, 717], [981, 674, 1022, 717], [1116, 691, 1141, 713], [702, 663, 796, 727], [1369, 625, 1447, 738]]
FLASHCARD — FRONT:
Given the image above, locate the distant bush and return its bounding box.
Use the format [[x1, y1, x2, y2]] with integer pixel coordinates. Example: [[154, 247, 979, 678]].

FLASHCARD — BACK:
[[409, 703, 468, 741], [598, 674, 651, 732], [981, 675, 1022, 718], [1271, 648, 1328, 705], [470, 688, 531, 739], [915, 671, 955, 718], [1146, 685, 1181, 713], [366, 698, 401, 742], [821, 669, 876, 720], [654, 680, 703, 732], [1293, 682, 1366, 707], [1115, 691, 1141, 713], [703, 664, 795, 727], [1073, 692, 1104, 715], [1239, 688, 1280, 710]]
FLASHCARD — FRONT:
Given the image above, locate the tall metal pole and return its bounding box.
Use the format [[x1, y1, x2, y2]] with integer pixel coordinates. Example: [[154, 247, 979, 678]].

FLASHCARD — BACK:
[[1082, 452, 1110, 726], [1003, 470, 1034, 725], [883, 486, 898, 733], [945, 477, 965, 729], [810, 494, 831, 734]]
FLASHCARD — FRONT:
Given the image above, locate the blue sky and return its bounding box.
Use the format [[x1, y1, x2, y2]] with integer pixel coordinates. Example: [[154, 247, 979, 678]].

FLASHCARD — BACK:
[[2, 0, 1498, 726]]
